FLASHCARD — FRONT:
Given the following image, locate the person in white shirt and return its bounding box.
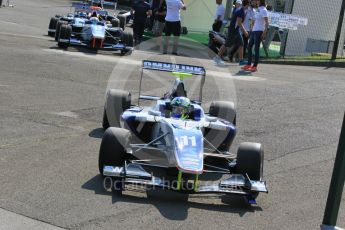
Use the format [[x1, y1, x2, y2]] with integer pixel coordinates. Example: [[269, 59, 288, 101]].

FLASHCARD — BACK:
[[212, 0, 225, 32], [242, 0, 268, 72], [163, 0, 186, 55]]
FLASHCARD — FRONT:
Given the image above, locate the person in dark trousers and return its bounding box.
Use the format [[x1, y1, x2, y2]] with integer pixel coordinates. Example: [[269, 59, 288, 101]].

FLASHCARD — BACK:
[[163, 0, 186, 55], [150, 0, 161, 31], [242, 0, 254, 58], [213, 0, 248, 65], [131, 0, 152, 45], [242, 0, 268, 72], [152, 0, 167, 49]]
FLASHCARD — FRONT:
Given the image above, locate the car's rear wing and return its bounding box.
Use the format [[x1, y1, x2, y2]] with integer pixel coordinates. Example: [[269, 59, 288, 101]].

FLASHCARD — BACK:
[[92, 0, 117, 8], [72, 2, 108, 16], [72, 1, 115, 13], [139, 60, 206, 104], [142, 60, 206, 76], [72, 2, 91, 11]]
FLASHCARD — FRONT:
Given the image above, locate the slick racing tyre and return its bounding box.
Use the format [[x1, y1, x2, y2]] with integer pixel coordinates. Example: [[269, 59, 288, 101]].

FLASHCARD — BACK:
[[102, 107, 110, 130], [204, 101, 237, 152], [209, 101, 236, 125], [48, 17, 58, 37], [236, 142, 264, 181], [235, 142, 264, 198], [99, 128, 131, 194], [103, 89, 131, 129], [111, 18, 120, 28], [55, 20, 67, 41], [58, 24, 71, 49], [117, 15, 126, 30], [118, 10, 128, 15], [98, 127, 131, 175], [122, 31, 134, 47]]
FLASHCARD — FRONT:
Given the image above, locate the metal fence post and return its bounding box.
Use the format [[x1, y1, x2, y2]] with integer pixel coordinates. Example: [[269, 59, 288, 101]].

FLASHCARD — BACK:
[[321, 112, 345, 229], [331, 0, 345, 60]]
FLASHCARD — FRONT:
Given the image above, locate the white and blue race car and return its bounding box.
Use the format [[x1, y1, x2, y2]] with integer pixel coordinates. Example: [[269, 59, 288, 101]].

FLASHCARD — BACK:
[[48, 2, 133, 55], [99, 60, 268, 203]]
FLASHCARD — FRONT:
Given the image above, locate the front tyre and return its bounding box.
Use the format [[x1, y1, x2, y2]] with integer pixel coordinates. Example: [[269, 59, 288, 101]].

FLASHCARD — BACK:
[[117, 15, 126, 30], [98, 127, 131, 175], [55, 20, 67, 41], [122, 31, 134, 47], [58, 24, 71, 49], [235, 142, 264, 198]]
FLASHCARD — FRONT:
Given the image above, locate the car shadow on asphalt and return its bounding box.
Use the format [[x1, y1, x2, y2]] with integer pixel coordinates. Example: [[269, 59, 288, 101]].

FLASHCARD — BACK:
[[82, 175, 263, 220], [49, 46, 125, 56], [234, 70, 253, 76], [89, 128, 104, 139]]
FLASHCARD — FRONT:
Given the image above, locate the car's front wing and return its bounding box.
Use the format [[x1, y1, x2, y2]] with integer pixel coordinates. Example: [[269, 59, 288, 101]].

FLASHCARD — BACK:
[[103, 163, 268, 197], [66, 38, 133, 51]]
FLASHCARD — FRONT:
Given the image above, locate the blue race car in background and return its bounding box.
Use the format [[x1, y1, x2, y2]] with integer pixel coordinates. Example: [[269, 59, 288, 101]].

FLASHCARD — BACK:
[[48, 2, 133, 55]]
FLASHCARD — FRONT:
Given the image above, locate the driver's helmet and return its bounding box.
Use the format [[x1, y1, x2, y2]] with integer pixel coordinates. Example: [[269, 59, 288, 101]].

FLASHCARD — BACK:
[[91, 11, 98, 18], [78, 11, 87, 18], [171, 97, 192, 119]]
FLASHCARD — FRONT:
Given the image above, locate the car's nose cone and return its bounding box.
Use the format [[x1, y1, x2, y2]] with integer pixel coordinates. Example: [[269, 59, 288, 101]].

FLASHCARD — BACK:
[[91, 25, 105, 39]]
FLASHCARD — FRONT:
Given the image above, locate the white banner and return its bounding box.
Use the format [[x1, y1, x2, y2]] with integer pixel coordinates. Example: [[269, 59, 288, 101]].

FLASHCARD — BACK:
[[268, 11, 308, 30]]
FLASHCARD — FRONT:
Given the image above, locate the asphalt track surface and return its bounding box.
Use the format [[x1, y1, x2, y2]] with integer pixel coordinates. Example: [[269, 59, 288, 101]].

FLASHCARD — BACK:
[[1, 0, 345, 229]]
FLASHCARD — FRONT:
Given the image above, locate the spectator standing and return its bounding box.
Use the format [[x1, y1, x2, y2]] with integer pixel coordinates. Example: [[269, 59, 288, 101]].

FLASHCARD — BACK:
[[213, 0, 248, 65], [150, 0, 161, 31], [242, 0, 254, 57], [242, 0, 268, 72], [163, 0, 186, 55], [213, 0, 225, 32], [131, 0, 152, 45], [152, 0, 167, 49]]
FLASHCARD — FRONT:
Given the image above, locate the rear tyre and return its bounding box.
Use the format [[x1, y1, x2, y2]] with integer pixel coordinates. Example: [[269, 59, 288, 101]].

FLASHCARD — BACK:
[[235, 142, 264, 198], [118, 10, 128, 15], [102, 107, 110, 130], [205, 101, 236, 153], [111, 18, 120, 28], [58, 24, 71, 49], [106, 15, 115, 22], [48, 17, 58, 37], [117, 15, 126, 30], [209, 101, 236, 125], [104, 89, 131, 128]]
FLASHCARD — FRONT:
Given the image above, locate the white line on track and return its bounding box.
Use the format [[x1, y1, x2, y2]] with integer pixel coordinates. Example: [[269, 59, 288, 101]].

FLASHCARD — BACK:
[[42, 48, 121, 62], [42, 49, 266, 81], [0, 32, 47, 40], [0, 19, 46, 31], [54, 111, 79, 119], [0, 208, 65, 230]]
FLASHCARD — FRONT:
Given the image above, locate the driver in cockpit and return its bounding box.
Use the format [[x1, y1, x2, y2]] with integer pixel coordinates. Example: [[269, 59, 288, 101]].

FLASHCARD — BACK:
[[170, 97, 193, 120], [89, 11, 99, 22]]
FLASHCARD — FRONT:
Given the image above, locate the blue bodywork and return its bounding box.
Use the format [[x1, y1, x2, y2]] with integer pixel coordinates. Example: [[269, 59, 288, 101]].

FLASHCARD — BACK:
[[121, 98, 236, 174]]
